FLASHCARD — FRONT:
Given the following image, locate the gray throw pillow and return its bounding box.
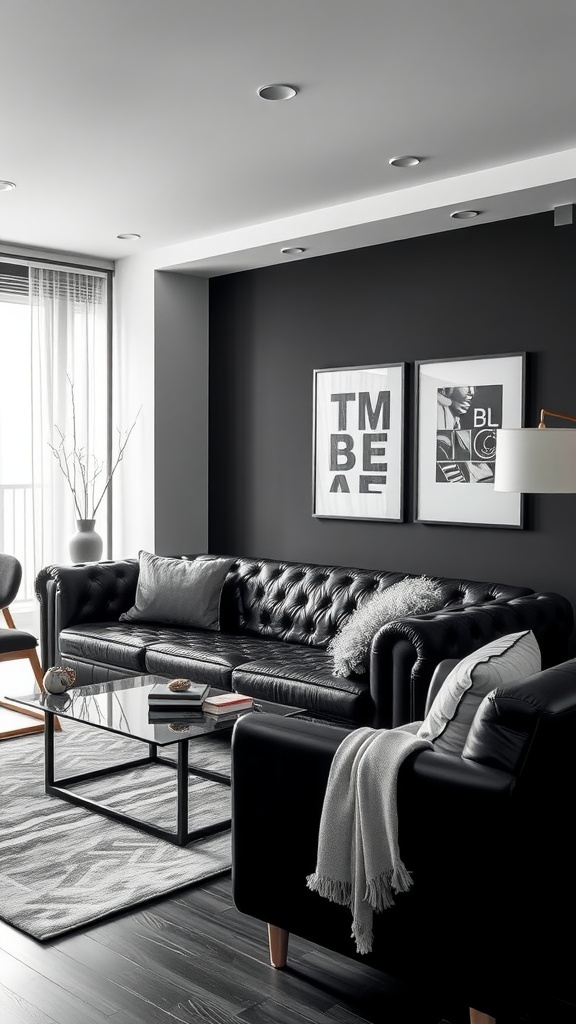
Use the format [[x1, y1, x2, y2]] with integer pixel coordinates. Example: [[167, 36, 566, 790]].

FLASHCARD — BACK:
[[417, 629, 541, 756], [120, 551, 235, 631], [328, 575, 444, 677]]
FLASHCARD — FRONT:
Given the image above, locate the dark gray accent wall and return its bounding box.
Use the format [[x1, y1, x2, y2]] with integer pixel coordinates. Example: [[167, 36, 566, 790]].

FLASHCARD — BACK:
[[154, 270, 208, 555], [209, 212, 576, 612]]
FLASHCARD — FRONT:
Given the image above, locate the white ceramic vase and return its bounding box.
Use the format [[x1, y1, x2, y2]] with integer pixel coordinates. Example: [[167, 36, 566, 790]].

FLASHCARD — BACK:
[[69, 519, 103, 563]]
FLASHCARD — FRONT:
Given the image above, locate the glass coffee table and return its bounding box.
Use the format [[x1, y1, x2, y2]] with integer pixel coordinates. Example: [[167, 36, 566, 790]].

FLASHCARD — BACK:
[[9, 675, 304, 847]]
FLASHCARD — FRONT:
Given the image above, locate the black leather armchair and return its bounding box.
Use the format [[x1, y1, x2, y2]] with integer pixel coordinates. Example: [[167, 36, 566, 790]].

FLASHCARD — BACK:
[[231, 658, 576, 1023]]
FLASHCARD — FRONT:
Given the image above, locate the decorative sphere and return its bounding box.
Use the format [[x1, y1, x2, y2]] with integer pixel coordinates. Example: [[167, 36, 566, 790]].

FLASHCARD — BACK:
[[43, 666, 77, 694]]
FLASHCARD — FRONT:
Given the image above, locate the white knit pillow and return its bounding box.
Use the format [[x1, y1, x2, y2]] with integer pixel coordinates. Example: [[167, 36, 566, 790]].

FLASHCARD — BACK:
[[417, 629, 542, 756], [328, 575, 444, 677]]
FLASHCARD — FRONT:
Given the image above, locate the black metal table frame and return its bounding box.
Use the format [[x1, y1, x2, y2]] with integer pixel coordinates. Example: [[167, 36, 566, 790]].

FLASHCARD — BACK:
[[43, 711, 231, 847]]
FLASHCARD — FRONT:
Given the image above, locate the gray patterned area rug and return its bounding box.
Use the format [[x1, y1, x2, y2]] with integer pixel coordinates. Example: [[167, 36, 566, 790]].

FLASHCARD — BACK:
[[0, 720, 232, 941]]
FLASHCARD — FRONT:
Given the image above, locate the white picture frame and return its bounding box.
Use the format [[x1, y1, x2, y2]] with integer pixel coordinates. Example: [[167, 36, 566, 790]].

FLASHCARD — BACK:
[[415, 352, 526, 528], [312, 363, 405, 522]]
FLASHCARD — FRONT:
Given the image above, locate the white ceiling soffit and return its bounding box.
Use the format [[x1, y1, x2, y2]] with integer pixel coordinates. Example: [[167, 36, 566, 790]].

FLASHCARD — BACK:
[[156, 150, 576, 276], [0, 0, 575, 273]]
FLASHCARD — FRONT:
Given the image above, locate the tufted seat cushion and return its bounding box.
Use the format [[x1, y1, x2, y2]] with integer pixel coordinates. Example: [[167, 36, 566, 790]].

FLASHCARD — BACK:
[[144, 632, 299, 690], [232, 651, 372, 724], [59, 619, 372, 722], [60, 622, 297, 689], [60, 623, 155, 673]]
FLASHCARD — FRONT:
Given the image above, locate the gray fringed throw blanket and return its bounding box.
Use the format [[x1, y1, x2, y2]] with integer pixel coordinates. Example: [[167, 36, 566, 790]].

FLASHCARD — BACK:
[[306, 726, 433, 955]]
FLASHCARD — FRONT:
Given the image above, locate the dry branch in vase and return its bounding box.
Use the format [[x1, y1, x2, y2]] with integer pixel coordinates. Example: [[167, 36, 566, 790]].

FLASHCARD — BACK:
[[48, 376, 141, 519]]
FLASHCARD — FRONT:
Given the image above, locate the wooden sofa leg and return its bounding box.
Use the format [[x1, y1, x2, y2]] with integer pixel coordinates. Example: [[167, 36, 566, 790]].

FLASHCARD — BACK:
[[470, 1009, 496, 1024], [268, 924, 289, 969]]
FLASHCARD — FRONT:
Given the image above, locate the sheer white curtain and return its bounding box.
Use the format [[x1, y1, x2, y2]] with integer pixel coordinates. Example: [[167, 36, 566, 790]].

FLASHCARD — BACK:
[[30, 266, 109, 575]]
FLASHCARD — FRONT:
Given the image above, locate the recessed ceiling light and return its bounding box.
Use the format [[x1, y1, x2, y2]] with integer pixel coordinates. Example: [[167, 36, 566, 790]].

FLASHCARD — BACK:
[[116, 233, 141, 240], [450, 210, 480, 220], [0, 180, 16, 191], [258, 84, 298, 101], [281, 247, 305, 255], [388, 156, 420, 168]]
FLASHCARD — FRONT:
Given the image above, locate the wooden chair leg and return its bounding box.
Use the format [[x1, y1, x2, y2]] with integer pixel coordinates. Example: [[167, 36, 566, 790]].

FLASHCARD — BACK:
[[0, 633, 62, 735], [1, 593, 62, 737], [28, 647, 46, 691], [470, 1009, 496, 1024], [2, 607, 16, 629], [268, 924, 289, 969]]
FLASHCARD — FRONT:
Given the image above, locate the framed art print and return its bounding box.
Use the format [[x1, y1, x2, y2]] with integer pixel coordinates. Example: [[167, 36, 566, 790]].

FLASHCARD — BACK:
[[313, 363, 405, 521], [415, 353, 525, 528]]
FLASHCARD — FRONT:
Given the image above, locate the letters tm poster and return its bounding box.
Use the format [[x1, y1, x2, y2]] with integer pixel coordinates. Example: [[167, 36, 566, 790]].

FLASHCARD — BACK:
[[313, 364, 404, 521]]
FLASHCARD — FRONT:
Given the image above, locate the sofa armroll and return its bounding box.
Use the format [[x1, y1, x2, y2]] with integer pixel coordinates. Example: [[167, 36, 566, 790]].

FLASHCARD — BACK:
[[370, 591, 574, 727], [35, 559, 139, 669]]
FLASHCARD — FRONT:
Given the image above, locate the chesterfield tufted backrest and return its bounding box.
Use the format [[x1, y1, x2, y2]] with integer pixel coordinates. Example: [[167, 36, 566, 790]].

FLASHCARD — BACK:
[[215, 555, 533, 649]]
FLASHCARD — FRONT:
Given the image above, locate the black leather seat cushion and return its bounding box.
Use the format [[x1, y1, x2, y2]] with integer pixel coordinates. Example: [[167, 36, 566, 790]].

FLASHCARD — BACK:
[[232, 649, 372, 724], [59, 623, 155, 672], [59, 621, 370, 719], [144, 632, 299, 690]]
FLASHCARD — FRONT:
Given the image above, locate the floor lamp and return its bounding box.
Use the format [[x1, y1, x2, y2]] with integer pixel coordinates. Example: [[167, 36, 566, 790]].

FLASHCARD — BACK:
[[494, 409, 576, 494]]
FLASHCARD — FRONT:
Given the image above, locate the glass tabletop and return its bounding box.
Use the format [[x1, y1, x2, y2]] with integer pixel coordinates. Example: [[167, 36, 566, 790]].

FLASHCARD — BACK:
[[8, 674, 305, 747]]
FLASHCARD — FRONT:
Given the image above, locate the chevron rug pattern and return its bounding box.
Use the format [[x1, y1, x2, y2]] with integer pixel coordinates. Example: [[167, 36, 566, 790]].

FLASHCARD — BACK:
[[1, 719, 232, 941]]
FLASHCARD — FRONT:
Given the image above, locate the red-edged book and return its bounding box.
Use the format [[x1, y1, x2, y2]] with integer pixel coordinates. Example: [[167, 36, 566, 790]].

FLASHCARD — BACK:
[[202, 693, 254, 716]]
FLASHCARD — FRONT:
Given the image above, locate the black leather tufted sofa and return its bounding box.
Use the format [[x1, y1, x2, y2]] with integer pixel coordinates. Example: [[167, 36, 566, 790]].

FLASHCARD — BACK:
[[36, 554, 574, 728]]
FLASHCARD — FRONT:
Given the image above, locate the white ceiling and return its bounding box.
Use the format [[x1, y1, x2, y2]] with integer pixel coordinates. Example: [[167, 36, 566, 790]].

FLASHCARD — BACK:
[[1, 0, 576, 274]]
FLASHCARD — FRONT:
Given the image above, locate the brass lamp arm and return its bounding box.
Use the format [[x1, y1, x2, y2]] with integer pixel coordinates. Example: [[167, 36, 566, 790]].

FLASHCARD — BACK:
[[538, 408, 576, 429]]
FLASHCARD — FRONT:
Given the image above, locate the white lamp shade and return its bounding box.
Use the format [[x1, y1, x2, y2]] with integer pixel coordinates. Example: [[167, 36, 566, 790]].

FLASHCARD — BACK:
[[494, 428, 576, 493]]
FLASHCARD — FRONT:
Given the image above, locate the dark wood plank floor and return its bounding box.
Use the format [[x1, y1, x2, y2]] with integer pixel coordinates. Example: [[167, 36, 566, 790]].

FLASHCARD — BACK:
[[0, 873, 473, 1024], [0, 873, 570, 1024]]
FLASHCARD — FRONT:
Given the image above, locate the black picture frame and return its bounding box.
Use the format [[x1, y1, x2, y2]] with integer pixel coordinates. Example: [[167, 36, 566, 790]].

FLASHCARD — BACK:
[[414, 352, 526, 528], [312, 362, 406, 522]]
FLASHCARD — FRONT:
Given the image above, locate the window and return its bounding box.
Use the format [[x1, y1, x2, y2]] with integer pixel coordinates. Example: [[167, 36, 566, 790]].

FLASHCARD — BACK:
[[0, 257, 111, 633], [0, 265, 33, 605]]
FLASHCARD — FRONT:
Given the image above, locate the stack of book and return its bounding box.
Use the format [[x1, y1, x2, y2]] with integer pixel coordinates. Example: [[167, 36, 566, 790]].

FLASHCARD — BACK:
[[202, 692, 254, 717], [147, 680, 210, 721]]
